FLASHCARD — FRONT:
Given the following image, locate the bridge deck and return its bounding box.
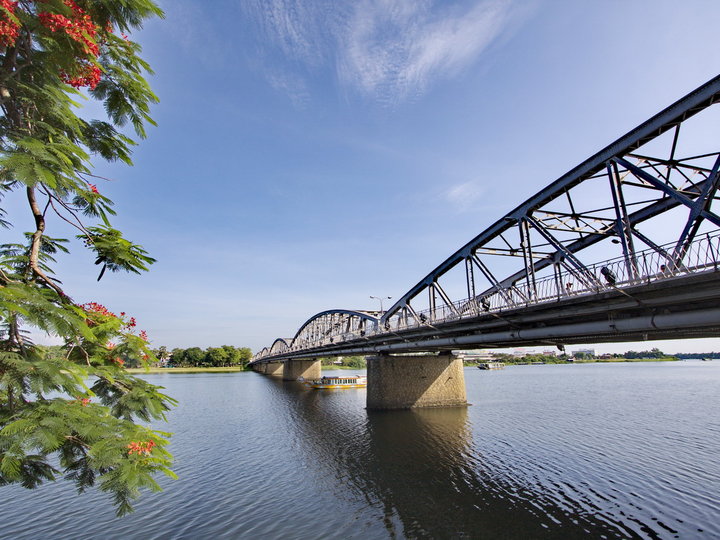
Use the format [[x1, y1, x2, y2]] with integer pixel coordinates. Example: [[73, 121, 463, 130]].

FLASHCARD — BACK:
[[256, 270, 720, 361], [252, 75, 720, 366]]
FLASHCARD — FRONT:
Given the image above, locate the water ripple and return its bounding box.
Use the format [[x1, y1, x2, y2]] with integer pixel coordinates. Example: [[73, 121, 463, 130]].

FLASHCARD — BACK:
[[0, 363, 718, 538]]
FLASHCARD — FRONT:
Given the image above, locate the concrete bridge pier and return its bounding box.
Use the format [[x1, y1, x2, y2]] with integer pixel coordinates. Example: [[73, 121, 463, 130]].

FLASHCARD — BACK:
[[283, 358, 321, 381], [366, 353, 468, 410], [264, 361, 284, 377]]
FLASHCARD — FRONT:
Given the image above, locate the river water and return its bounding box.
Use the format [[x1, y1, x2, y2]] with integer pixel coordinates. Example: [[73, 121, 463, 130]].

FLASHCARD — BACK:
[[1, 361, 718, 539]]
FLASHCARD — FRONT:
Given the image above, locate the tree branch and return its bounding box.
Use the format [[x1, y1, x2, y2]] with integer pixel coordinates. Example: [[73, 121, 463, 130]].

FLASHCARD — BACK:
[[42, 189, 92, 238], [26, 186, 67, 298], [79, 172, 116, 183]]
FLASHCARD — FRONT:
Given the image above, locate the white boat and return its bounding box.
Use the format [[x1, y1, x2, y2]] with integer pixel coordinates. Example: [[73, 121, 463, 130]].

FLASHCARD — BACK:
[[303, 375, 367, 389], [477, 362, 505, 370]]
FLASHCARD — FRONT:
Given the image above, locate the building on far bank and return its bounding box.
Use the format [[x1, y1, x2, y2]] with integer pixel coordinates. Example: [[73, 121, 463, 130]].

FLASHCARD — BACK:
[[455, 350, 495, 362]]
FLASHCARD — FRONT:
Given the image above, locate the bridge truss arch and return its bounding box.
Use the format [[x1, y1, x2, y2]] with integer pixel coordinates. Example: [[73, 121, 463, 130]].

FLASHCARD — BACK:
[[252, 310, 379, 362], [380, 75, 720, 333], [290, 310, 379, 350], [269, 338, 292, 355], [252, 75, 720, 363]]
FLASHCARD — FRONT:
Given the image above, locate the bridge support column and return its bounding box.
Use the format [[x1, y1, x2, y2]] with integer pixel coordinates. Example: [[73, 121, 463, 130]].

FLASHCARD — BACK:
[[265, 361, 284, 377], [366, 353, 468, 410], [283, 358, 321, 381]]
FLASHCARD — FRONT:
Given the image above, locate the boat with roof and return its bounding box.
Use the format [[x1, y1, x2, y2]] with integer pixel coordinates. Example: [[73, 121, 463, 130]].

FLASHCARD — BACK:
[[300, 375, 367, 389]]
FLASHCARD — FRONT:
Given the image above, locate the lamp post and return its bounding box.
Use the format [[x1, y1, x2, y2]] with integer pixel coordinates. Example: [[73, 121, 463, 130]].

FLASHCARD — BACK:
[[370, 295, 391, 313]]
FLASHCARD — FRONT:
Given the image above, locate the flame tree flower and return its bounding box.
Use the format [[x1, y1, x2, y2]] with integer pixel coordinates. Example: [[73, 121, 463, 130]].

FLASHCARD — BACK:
[[0, 0, 175, 517]]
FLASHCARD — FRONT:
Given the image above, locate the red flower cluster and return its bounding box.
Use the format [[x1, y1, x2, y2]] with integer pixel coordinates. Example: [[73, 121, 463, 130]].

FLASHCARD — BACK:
[[113, 357, 124, 366], [81, 302, 148, 345], [81, 302, 117, 318], [38, 0, 98, 55], [127, 440, 155, 455], [72, 397, 91, 406], [63, 61, 101, 89], [37, 0, 104, 89], [0, 0, 19, 47], [62, 62, 101, 89], [88, 182, 99, 194]]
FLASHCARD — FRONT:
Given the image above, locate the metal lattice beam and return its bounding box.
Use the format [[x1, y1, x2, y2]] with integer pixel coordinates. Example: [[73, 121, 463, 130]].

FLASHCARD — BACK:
[[252, 75, 720, 364]]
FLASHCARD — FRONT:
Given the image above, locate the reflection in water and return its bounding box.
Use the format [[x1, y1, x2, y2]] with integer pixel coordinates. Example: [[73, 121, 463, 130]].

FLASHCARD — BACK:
[[0, 364, 717, 539], [282, 377, 631, 539]]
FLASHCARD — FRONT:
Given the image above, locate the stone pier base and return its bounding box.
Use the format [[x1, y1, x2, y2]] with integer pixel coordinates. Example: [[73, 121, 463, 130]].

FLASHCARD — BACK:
[[264, 361, 284, 377], [283, 359, 321, 381], [366, 353, 468, 410]]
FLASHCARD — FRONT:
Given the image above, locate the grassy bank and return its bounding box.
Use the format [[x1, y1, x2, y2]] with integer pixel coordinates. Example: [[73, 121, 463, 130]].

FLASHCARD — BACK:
[[322, 365, 366, 370], [126, 367, 248, 374], [465, 356, 679, 367], [574, 357, 679, 363], [128, 365, 366, 374]]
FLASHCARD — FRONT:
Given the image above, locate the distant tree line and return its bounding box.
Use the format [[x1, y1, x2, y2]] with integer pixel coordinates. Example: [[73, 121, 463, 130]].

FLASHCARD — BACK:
[[163, 346, 253, 368], [320, 356, 367, 368], [488, 353, 569, 364], [484, 347, 682, 364], [613, 348, 668, 359], [675, 352, 720, 359], [36, 344, 254, 368]]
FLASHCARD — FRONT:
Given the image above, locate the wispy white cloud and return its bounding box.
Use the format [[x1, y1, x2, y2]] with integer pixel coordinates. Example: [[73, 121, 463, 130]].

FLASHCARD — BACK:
[[339, 0, 512, 103], [445, 181, 485, 211], [247, 0, 333, 66], [242, 0, 515, 104], [265, 69, 311, 108]]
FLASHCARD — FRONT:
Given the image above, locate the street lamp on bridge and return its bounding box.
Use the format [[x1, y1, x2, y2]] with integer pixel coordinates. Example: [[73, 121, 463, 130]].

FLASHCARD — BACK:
[[370, 295, 392, 313]]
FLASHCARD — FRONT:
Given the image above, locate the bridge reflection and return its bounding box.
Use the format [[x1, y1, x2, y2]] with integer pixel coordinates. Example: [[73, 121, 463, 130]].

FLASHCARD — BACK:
[[267, 376, 632, 538]]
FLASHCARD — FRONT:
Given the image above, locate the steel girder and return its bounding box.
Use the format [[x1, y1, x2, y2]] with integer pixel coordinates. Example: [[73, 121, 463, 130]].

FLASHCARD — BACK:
[[253, 310, 378, 361], [269, 338, 292, 355], [380, 74, 720, 330], [289, 309, 378, 350], [252, 75, 720, 364]]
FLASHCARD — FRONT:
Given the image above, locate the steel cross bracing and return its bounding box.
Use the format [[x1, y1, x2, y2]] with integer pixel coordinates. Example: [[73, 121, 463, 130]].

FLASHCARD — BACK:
[[251, 75, 720, 364]]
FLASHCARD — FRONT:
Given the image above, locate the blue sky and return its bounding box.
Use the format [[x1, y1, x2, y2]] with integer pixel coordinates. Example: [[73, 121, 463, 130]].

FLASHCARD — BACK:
[[5, 0, 720, 353]]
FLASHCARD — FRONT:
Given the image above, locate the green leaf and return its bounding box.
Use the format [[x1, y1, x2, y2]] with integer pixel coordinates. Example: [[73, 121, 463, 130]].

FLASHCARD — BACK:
[[0, 455, 22, 479], [0, 0, 173, 516], [81, 225, 155, 278]]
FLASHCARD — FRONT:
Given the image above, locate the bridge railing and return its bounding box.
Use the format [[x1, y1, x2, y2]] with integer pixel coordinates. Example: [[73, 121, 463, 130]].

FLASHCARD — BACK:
[[253, 230, 720, 360], [379, 230, 720, 333]]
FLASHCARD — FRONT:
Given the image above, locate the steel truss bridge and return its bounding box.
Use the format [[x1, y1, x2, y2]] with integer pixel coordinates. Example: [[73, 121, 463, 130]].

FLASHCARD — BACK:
[[251, 76, 720, 365]]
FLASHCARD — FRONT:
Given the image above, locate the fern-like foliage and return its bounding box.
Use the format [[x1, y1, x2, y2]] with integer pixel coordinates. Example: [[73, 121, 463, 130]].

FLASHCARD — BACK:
[[83, 225, 156, 280], [0, 0, 174, 517]]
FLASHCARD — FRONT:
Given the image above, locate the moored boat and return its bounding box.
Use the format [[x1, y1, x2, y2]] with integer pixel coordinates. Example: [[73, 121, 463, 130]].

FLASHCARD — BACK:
[[303, 375, 367, 389], [478, 362, 505, 370]]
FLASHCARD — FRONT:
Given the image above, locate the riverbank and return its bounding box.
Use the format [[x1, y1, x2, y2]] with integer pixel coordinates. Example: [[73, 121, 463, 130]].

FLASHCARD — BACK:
[[126, 367, 248, 374], [576, 357, 679, 363], [322, 364, 366, 370], [127, 365, 369, 374], [464, 357, 679, 367], [128, 358, 680, 374]]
